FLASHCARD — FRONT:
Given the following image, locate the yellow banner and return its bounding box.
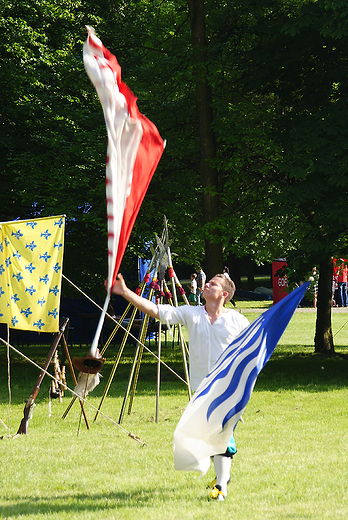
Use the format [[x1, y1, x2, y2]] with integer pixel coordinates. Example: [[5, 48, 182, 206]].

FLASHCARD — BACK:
[[0, 216, 65, 332]]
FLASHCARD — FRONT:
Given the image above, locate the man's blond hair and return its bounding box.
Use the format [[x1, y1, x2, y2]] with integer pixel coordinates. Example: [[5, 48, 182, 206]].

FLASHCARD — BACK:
[[215, 274, 236, 303]]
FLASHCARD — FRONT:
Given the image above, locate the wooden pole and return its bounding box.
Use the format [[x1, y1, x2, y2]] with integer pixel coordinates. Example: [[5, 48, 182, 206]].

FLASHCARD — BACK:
[[60, 332, 90, 429], [17, 317, 69, 435]]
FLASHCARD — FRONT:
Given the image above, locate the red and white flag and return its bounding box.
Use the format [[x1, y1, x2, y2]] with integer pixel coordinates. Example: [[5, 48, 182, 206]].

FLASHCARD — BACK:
[[84, 26, 165, 290], [83, 27, 165, 355]]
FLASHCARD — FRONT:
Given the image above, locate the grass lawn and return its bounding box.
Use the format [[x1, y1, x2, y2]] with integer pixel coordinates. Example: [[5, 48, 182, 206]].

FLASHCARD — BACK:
[[1, 303, 348, 519]]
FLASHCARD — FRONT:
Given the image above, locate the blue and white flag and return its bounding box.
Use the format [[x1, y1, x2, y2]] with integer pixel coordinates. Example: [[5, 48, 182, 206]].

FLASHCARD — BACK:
[[174, 282, 309, 474]]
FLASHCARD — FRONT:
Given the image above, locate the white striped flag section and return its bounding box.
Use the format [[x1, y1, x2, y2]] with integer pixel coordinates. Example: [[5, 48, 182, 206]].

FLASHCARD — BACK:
[[0, 216, 65, 333], [173, 282, 309, 475]]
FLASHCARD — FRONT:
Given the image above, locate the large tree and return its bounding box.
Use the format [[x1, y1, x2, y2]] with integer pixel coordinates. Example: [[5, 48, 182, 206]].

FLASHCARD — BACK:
[[187, 0, 222, 279], [232, 0, 348, 353]]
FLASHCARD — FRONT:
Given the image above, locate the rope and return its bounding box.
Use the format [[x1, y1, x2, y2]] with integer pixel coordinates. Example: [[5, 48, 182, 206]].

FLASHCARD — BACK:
[[0, 417, 9, 432], [6, 324, 11, 434], [333, 317, 348, 338], [62, 274, 188, 386], [0, 336, 148, 446]]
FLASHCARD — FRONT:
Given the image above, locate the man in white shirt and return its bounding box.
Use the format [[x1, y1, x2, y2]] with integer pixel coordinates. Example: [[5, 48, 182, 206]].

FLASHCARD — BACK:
[[158, 291, 248, 391], [110, 272, 249, 501]]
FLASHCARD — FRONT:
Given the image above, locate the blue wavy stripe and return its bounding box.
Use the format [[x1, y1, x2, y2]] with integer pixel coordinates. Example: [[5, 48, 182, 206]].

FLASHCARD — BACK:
[[206, 331, 264, 421], [194, 318, 263, 402], [221, 364, 260, 428], [212, 319, 263, 371]]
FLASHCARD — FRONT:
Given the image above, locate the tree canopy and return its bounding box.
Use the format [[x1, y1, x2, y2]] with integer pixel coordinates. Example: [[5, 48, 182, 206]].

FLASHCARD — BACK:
[[2, 0, 348, 334]]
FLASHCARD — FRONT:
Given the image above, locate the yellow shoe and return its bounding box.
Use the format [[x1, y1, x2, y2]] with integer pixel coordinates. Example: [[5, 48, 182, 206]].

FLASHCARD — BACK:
[[210, 485, 225, 501]]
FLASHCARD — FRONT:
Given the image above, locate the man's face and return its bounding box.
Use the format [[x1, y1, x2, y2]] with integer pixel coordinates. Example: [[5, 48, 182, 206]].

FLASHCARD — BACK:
[[203, 276, 226, 301]]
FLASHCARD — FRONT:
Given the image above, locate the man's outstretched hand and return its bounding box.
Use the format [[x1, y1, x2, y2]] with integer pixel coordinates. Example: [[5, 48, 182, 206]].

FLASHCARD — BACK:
[[106, 273, 127, 296]]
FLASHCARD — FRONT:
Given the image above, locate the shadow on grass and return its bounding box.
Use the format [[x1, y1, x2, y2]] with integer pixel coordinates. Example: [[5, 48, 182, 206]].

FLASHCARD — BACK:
[[0, 488, 204, 518], [1, 342, 348, 407], [255, 346, 348, 392], [0, 340, 187, 403]]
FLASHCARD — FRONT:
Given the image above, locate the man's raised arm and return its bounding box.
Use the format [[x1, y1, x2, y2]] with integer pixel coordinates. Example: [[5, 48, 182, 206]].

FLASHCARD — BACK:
[[110, 273, 159, 319]]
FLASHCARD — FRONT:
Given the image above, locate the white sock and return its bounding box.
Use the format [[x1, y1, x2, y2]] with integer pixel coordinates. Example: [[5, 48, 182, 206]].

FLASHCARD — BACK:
[[213, 455, 231, 496]]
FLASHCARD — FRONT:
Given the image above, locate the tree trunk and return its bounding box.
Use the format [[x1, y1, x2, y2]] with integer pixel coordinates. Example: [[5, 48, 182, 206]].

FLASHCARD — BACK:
[[246, 256, 255, 291], [226, 253, 242, 288], [314, 257, 335, 354], [187, 0, 222, 280]]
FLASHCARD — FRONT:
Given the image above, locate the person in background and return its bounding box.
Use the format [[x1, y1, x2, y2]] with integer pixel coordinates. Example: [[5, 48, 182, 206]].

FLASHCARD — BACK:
[[311, 266, 319, 308], [222, 266, 237, 307], [195, 266, 206, 306], [336, 259, 348, 307], [110, 272, 249, 501], [222, 266, 230, 279], [187, 273, 197, 305], [332, 274, 338, 307]]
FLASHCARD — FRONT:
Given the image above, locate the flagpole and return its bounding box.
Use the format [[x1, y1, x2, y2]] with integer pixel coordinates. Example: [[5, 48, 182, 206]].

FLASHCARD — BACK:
[[118, 257, 160, 423], [93, 280, 150, 422], [155, 278, 164, 423], [166, 244, 191, 399], [127, 310, 153, 416]]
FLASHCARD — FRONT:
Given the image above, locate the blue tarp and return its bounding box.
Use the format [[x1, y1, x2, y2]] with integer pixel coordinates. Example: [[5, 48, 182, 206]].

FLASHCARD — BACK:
[[235, 290, 272, 301]]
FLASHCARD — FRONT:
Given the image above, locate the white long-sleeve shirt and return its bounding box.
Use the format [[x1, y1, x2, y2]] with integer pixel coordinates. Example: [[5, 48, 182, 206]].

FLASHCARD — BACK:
[[158, 304, 249, 391]]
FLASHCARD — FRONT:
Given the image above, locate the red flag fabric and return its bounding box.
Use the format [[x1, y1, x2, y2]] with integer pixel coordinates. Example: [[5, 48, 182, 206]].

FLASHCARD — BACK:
[[83, 27, 165, 289]]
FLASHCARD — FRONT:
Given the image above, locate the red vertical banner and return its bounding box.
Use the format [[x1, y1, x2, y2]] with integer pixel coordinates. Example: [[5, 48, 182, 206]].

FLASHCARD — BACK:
[[272, 260, 288, 304]]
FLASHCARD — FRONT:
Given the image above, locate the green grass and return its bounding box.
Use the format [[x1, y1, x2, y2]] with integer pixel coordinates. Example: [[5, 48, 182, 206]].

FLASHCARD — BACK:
[[1, 306, 348, 519]]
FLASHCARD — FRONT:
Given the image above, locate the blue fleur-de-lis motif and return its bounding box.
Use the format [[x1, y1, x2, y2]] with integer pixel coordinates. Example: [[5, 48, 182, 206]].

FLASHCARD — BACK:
[[39, 275, 50, 285], [25, 285, 36, 296], [48, 308, 58, 319], [11, 230, 23, 240], [26, 241, 37, 252], [21, 307, 32, 318], [5, 257, 11, 267], [11, 316, 18, 327], [54, 218, 64, 228], [13, 251, 21, 260], [0, 243, 3, 253], [39, 252, 51, 263], [38, 297, 46, 307], [25, 263, 36, 274], [33, 319, 45, 330], [11, 293, 20, 303], [41, 229, 51, 240], [49, 285, 59, 296], [54, 241, 63, 250], [0, 265, 4, 275], [0, 287, 5, 297], [4, 238, 10, 247], [53, 262, 61, 274], [26, 222, 37, 229], [13, 272, 23, 282]]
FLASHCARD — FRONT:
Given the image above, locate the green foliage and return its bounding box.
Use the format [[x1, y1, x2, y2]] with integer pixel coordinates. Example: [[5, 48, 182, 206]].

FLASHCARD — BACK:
[[229, 0, 348, 279], [1, 0, 207, 292], [1, 0, 108, 295], [3, 0, 348, 295]]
